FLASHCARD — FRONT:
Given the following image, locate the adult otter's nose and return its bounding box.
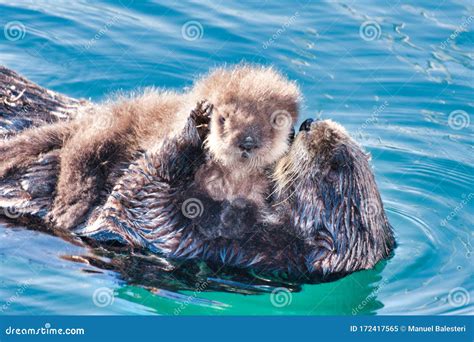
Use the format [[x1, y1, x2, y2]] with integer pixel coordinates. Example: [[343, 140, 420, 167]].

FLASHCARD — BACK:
[[299, 118, 314, 132], [239, 136, 258, 152]]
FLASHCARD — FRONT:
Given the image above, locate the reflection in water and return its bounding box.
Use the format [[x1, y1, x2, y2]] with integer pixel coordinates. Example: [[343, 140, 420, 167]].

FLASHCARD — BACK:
[[1, 219, 389, 315]]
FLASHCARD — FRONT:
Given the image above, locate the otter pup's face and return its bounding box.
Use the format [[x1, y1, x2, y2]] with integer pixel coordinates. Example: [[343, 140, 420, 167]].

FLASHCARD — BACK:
[[205, 99, 296, 169], [191, 65, 300, 170]]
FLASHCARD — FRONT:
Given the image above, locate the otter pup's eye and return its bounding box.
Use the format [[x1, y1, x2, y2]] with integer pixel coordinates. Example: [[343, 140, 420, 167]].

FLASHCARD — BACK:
[[219, 116, 226, 125]]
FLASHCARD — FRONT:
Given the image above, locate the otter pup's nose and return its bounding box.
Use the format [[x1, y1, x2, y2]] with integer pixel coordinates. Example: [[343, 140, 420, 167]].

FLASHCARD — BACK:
[[239, 136, 258, 152], [299, 118, 314, 132]]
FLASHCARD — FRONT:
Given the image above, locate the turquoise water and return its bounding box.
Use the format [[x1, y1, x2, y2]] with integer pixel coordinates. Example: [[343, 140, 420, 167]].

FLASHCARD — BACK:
[[0, 0, 473, 315]]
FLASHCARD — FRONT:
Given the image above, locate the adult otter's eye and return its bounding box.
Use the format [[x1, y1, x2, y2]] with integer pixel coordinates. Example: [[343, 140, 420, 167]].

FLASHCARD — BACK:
[[219, 116, 226, 125]]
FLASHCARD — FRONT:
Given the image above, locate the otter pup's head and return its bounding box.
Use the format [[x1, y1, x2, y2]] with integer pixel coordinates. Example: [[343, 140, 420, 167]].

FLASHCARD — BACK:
[[191, 65, 300, 169]]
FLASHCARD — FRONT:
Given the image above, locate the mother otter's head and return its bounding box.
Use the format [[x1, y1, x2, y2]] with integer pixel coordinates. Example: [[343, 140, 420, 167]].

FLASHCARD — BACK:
[[273, 119, 395, 276], [191, 64, 300, 169]]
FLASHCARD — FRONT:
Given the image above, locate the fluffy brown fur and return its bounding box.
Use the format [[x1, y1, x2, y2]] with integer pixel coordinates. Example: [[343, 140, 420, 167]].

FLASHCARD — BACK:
[[192, 65, 300, 209], [0, 65, 300, 230]]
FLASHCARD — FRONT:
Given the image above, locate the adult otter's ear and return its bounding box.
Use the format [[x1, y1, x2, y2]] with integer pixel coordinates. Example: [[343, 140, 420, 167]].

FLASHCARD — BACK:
[[326, 146, 353, 182]]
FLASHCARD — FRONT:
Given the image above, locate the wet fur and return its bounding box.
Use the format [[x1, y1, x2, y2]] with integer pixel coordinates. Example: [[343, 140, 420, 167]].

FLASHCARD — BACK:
[[271, 120, 395, 277]]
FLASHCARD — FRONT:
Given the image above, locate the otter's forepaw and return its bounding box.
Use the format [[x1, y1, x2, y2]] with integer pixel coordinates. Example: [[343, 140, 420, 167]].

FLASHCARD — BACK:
[[191, 100, 213, 121], [190, 100, 213, 139]]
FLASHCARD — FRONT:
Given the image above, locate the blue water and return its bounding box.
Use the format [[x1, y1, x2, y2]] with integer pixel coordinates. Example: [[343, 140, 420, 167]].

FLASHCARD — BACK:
[[0, 0, 472, 315]]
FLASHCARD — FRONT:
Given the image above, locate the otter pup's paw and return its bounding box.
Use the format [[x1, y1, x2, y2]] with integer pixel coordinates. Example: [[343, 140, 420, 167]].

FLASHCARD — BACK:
[[190, 100, 213, 140]]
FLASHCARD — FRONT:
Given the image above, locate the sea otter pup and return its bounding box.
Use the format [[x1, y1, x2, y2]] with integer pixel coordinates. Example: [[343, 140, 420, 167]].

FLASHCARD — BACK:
[[0, 65, 299, 231]]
